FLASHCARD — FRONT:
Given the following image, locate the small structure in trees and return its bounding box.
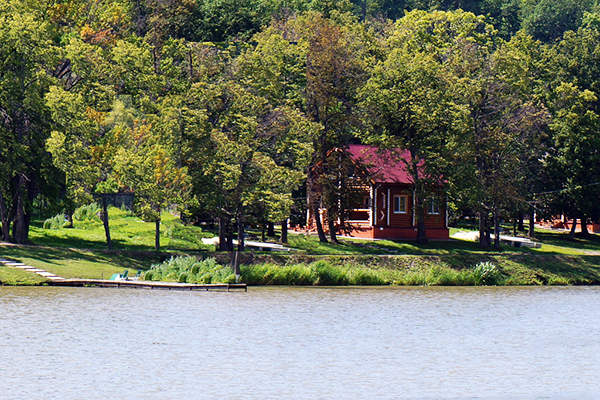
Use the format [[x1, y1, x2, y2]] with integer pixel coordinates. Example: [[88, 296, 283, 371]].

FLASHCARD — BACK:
[[307, 145, 449, 240]]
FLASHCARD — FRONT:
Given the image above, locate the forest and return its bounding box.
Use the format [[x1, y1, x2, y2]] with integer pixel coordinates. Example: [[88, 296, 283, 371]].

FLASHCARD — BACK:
[[2, 0, 600, 250]]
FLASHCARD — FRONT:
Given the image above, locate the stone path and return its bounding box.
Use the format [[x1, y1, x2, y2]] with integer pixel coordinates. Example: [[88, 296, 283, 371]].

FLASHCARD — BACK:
[[0, 258, 66, 281]]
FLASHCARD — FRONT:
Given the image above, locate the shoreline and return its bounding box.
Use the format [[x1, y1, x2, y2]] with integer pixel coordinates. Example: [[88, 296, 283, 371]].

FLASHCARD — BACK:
[[3, 243, 600, 287]]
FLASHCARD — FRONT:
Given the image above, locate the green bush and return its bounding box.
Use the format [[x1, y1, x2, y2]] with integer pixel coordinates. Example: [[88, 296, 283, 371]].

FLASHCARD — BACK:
[[310, 260, 346, 285], [43, 214, 69, 229], [144, 256, 234, 284], [473, 261, 503, 286], [178, 272, 189, 283], [142, 270, 154, 280], [74, 203, 101, 222]]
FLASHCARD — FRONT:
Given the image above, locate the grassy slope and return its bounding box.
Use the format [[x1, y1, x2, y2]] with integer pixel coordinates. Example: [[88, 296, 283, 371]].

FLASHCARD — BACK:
[[3, 210, 600, 285], [28, 208, 213, 251], [0, 265, 48, 285], [0, 245, 163, 280]]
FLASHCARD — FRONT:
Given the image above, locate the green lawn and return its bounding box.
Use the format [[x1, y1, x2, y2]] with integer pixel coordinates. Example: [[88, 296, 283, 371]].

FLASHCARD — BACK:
[[29, 208, 214, 251], [0, 245, 163, 280], [27, 208, 600, 257], [286, 232, 494, 255], [0, 264, 48, 285], [285, 226, 597, 256]]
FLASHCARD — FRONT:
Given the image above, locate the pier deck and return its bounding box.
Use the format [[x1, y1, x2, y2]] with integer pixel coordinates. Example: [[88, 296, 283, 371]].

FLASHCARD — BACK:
[[50, 279, 247, 291]]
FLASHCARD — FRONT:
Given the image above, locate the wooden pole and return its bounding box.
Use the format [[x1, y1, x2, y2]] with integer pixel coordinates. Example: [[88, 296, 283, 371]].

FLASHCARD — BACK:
[[102, 195, 112, 250]]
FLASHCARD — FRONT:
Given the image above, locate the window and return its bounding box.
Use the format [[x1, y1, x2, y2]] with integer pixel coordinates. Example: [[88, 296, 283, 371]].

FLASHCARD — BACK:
[[428, 201, 440, 215], [393, 195, 407, 214]]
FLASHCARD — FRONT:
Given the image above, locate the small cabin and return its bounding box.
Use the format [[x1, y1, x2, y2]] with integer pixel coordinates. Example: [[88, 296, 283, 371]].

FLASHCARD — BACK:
[[308, 144, 449, 240]]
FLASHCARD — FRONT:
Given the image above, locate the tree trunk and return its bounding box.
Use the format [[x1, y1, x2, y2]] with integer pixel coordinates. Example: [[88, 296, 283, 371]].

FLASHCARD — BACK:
[[581, 214, 589, 237], [528, 207, 535, 238], [267, 222, 275, 237], [281, 219, 288, 244], [411, 158, 428, 244], [478, 211, 490, 248], [261, 223, 266, 242], [237, 214, 245, 252], [414, 188, 427, 244], [0, 193, 10, 242], [517, 213, 525, 232], [314, 205, 328, 243], [569, 216, 577, 240], [219, 217, 228, 251], [101, 196, 112, 250], [493, 209, 501, 249], [155, 218, 160, 251], [231, 250, 241, 277], [12, 189, 27, 244], [328, 218, 338, 244]]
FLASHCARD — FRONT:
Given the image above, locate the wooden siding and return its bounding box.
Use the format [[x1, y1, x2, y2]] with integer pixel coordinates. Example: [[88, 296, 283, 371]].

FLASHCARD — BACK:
[[373, 183, 447, 229]]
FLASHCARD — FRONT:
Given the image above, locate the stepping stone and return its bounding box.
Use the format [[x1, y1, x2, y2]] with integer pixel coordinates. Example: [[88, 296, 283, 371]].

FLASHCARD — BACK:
[[37, 272, 58, 277]]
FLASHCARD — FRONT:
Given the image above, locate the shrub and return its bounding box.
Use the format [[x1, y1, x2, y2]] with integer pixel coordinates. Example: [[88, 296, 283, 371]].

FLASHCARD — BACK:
[[144, 256, 234, 284], [473, 261, 503, 286], [346, 268, 387, 285], [43, 214, 69, 229], [74, 203, 101, 222], [142, 271, 153, 280], [310, 260, 346, 285], [178, 272, 189, 283]]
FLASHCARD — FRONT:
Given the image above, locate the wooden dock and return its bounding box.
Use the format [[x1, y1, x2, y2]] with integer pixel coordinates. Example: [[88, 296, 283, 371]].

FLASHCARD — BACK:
[[1, 257, 246, 291], [49, 279, 247, 292]]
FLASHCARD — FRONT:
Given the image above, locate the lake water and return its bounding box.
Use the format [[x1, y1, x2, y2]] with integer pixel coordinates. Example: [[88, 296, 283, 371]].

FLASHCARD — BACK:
[[1, 286, 600, 399]]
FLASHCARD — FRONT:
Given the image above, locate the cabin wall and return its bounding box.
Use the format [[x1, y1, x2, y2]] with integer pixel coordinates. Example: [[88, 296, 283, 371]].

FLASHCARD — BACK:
[[349, 226, 450, 240], [307, 182, 449, 240]]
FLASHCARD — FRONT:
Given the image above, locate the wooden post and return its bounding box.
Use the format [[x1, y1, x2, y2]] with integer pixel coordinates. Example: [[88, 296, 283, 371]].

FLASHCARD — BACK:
[[281, 219, 288, 244], [101, 195, 112, 250], [155, 219, 160, 251]]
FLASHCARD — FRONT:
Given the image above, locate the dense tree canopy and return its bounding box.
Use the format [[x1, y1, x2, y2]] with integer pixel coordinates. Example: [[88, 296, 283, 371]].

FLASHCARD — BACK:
[[3, 0, 600, 249]]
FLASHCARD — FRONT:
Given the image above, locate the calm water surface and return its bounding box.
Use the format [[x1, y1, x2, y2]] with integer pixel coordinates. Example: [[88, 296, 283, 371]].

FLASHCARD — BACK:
[[1, 286, 600, 399]]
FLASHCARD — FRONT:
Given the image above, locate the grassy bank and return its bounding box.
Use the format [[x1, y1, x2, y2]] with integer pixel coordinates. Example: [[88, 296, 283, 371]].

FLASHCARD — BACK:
[[0, 244, 162, 284], [140, 253, 600, 286], [4, 209, 600, 286], [0, 265, 49, 286], [3, 244, 600, 286]]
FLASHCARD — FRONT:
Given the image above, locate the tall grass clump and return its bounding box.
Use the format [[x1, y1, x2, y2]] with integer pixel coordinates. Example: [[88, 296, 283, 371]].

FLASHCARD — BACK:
[[241, 260, 393, 286], [43, 214, 69, 229], [143, 256, 236, 284], [74, 203, 101, 222], [310, 260, 347, 285], [472, 261, 503, 286], [240, 263, 314, 285], [392, 265, 476, 286]]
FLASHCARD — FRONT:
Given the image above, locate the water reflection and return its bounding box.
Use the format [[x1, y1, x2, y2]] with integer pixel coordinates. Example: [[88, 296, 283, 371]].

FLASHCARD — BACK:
[[1, 286, 599, 399]]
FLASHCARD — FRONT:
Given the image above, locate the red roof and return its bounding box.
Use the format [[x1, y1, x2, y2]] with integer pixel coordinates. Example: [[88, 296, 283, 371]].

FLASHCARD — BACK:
[[347, 144, 414, 184]]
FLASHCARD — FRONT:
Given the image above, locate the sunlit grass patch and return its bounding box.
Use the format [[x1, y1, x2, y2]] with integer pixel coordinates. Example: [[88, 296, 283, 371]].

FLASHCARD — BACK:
[[0, 266, 48, 285], [0, 245, 161, 280], [28, 208, 213, 252]]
